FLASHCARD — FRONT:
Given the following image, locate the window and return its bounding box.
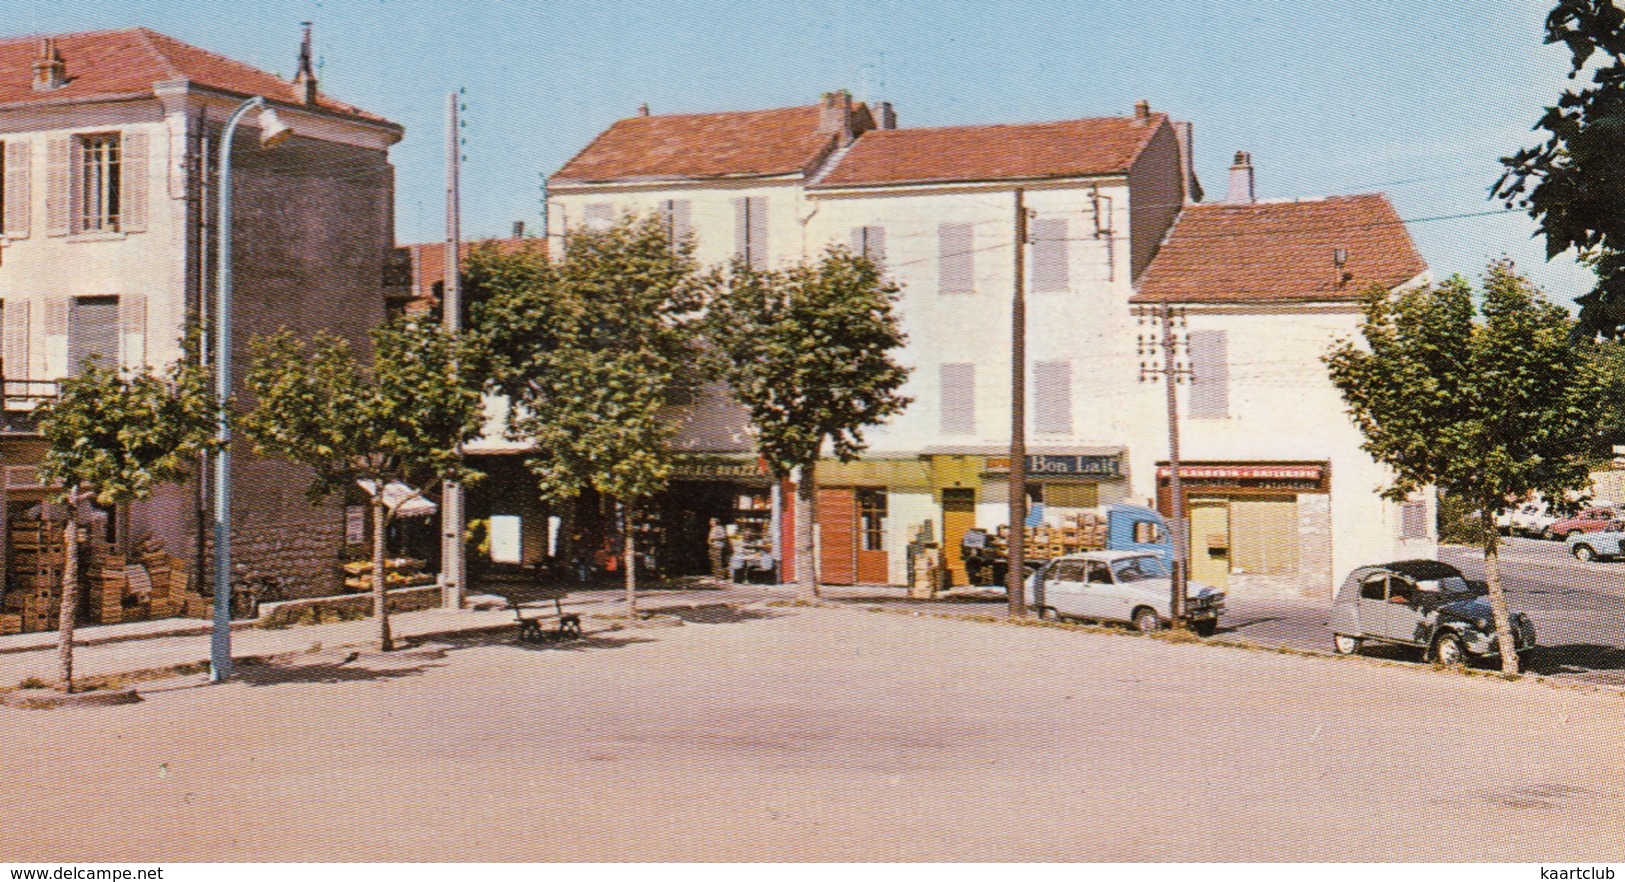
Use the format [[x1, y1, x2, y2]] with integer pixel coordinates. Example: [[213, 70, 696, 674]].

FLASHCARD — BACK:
[[68, 295, 119, 372], [733, 197, 768, 268], [1034, 360, 1072, 434], [1360, 575, 1388, 601], [1030, 218, 1069, 292], [1188, 329, 1229, 419], [489, 515, 523, 564], [659, 199, 691, 247], [583, 203, 613, 230], [78, 135, 121, 233], [858, 488, 886, 551], [1084, 561, 1112, 584], [851, 225, 886, 268], [938, 223, 974, 293], [940, 362, 975, 434], [1401, 500, 1428, 540], [1050, 560, 1084, 583]]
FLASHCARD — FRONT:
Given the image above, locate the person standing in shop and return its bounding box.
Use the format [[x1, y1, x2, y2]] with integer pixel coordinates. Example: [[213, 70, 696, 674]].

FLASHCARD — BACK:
[[707, 518, 732, 582]]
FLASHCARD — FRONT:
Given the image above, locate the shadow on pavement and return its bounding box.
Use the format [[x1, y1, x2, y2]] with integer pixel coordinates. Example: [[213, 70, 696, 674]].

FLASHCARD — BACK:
[[428, 629, 658, 655], [659, 605, 785, 625], [1528, 643, 1625, 675]]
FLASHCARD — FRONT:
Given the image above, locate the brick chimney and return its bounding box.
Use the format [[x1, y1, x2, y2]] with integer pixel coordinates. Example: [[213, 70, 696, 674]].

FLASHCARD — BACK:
[[876, 101, 897, 130], [294, 22, 318, 105], [1134, 98, 1151, 122], [32, 38, 66, 92], [1226, 151, 1255, 204], [818, 90, 855, 145]]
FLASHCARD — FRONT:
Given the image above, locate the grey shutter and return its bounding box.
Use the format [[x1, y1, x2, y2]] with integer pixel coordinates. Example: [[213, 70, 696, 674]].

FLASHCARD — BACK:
[[583, 202, 612, 228], [1188, 329, 1229, 419], [733, 197, 749, 264], [1401, 501, 1428, 540], [852, 225, 886, 268], [45, 136, 69, 236], [42, 295, 69, 377], [4, 140, 30, 238], [120, 130, 148, 234], [938, 223, 974, 293], [748, 197, 767, 268], [940, 362, 975, 434], [1034, 360, 1072, 434], [1031, 218, 1069, 292], [3, 299, 28, 384], [119, 292, 146, 370], [68, 295, 119, 373], [660, 199, 691, 245]]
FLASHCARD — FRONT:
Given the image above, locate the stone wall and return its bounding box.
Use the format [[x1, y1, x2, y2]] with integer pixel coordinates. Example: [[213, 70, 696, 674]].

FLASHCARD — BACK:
[[205, 513, 347, 599]]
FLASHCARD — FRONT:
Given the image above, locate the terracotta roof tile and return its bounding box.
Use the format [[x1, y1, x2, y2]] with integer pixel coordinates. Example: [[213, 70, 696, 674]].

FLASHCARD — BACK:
[[404, 238, 542, 301], [1131, 195, 1426, 304], [0, 27, 395, 127], [813, 114, 1167, 188], [552, 104, 841, 183]]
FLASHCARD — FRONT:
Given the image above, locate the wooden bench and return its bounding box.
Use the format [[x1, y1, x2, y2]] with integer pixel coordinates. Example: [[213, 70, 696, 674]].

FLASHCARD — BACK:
[[485, 572, 581, 642]]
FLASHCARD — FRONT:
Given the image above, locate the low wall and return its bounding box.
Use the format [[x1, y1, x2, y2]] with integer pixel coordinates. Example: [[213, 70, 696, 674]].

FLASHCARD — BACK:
[[256, 585, 442, 628]]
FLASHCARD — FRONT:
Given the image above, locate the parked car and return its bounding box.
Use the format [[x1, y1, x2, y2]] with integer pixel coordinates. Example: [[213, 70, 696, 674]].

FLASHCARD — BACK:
[[1567, 523, 1625, 562], [1328, 559, 1537, 668], [1546, 506, 1620, 540], [1025, 550, 1225, 636], [1503, 501, 1554, 537]]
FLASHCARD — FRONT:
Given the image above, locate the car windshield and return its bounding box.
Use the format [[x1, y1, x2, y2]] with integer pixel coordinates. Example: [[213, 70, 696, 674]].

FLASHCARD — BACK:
[[1110, 556, 1170, 582]]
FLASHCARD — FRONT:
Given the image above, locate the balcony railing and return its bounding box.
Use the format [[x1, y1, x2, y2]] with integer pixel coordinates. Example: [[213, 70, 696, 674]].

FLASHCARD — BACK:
[[0, 379, 60, 434]]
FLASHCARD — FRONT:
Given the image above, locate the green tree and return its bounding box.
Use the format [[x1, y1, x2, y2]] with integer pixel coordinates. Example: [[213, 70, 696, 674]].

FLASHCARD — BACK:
[[1324, 262, 1607, 674], [706, 247, 911, 596], [1496, 0, 1625, 338], [36, 346, 215, 692], [473, 217, 706, 616], [242, 318, 483, 651]]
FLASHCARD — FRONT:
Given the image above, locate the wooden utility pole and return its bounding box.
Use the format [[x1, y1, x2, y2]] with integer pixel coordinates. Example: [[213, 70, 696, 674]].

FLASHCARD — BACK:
[[440, 91, 467, 610], [1007, 189, 1029, 618], [1138, 304, 1191, 628]]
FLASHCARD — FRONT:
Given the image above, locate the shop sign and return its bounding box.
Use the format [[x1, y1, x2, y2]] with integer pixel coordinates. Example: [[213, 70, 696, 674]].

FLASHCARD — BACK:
[[671, 459, 771, 481], [986, 454, 1121, 477], [1157, 465, 1323, 481]]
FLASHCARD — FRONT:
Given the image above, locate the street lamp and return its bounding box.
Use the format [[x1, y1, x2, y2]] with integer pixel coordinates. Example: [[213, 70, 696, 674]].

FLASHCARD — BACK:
[[210, 96, 292, 683]]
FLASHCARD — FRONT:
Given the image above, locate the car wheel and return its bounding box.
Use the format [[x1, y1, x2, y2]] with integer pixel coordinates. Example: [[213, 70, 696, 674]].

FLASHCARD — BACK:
[[1574, 544, 1597, 563], [1036, 605, 1060, 622], [1333, 633, 1363, 655], [1540, 528, 1554, 541], [1132, 606, 1163, 633], [1192, 620, 1217, 638], [1432, 632, 1468, 668]]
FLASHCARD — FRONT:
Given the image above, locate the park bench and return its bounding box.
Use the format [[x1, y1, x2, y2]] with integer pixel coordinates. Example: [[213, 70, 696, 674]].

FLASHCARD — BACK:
[[483, 566, 581, 642]]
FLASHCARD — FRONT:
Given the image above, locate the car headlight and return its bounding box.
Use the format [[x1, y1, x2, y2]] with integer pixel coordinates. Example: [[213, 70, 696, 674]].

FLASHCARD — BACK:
[[1474, 617, 1492, 632]]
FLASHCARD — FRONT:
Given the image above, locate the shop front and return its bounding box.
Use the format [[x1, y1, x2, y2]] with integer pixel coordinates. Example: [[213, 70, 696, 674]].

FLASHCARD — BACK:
[[814, 458, 932, 586], [658, 457, 779, 580]]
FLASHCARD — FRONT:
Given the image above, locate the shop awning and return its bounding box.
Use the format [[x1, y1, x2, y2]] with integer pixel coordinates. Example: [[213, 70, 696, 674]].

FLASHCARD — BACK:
[[356, 480, 438, 518]]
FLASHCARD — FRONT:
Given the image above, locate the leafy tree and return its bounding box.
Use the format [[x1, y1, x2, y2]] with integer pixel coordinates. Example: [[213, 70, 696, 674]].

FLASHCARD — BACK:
[[473, 217, 706, 616], [1496, 0, 1625, 338], [706, 248, 911, 596], [242, 318, 483, 651], [1324, 262, 1607, 674], [36, 346, 215, 692]]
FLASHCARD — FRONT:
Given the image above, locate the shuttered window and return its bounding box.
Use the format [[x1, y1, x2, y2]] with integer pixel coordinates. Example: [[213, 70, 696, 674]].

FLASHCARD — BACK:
[[2, 299, 27, 384], [1188, 329, 1229, 419], [734, 197, 768, 268], [659, 199, 691, 247], [1030, 218, 1069, 292], [1401, 500, 1428, 540], [2, 140, 29, 238], [938, 223, 974, 294], [1230, 498, 1298, 576], [583, 203, 613, 229], [851, 225, 886, 269], [1034, 360, 1072, 434], [68, 295, 119, 373], [940, 362, 975, 434], [77, 135, 121, 233]]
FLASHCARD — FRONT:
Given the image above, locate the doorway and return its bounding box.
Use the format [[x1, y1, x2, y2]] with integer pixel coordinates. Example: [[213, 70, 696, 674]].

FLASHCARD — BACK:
[[941, 488, 976, 586]]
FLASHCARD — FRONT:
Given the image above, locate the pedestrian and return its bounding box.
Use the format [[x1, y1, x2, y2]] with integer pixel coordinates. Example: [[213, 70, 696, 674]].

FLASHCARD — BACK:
[[708, 518, 732, 581]]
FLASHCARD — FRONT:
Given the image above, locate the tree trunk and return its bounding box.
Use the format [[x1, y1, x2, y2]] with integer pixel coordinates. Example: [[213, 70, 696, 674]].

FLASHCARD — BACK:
[[372, 494, 394, 652], [622, 501, 637, 619], [795, 462, 819, 598], [1480, 509, 1519, 675], [56, 489, 81, 693]]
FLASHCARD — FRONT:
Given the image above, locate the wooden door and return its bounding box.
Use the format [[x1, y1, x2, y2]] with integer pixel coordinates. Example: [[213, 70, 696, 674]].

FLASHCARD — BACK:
[[817, 487, 858, 585], [1189, 499, 1230, 589], [855, 488, 889, 584], [941, 488, 976, 587]]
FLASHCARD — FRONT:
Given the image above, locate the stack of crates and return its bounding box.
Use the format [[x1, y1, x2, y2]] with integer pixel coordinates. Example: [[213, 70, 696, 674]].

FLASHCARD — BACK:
[[5, 518, 66, 633]]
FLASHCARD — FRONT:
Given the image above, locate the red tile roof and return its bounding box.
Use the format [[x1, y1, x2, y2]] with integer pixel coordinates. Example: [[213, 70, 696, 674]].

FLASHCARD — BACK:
[[552, 104, 846, 183], [1132, 195, 1426, 304], [812, 114, 1168, 188], [0, 28, 395, 127], [403, 238, 543, 301]]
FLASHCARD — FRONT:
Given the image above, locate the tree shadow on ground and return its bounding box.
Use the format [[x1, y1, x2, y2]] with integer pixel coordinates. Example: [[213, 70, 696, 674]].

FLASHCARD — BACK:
[[1527, 643, 1625, 675], [658, 605, 785, 625], [425, 628, 658, 655]]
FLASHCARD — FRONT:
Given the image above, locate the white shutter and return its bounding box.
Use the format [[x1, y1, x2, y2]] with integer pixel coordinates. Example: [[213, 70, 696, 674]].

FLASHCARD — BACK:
[[1034, 360, 1072, 434], [119, 292, 146, 371], [1, 299, 25, 385], [1188, 330, 1229, 419], [42, 296, 68, 378], [938, 223, 974, 294], [45, 136, 69, 236], [4, 140, 30, 238], [747, 197, 767, 268], [940, 363, 975, 434], [1031, 218, 1069, 292], [120, 130, 148, 234], [660, 199, 691, 246], [852, 225, 886, 268]]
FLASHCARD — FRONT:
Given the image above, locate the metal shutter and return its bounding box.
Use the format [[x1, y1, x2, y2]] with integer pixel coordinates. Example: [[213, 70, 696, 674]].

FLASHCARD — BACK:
[[938, 223, 974, 294], [1188, 329, 1229, 419], [1230, 498, 1298, 576], [940, 362, 975, 434], [1030, 218, 1069, 292], [120, 131, 147, 234], [69, 296, 120, 373], [1033, 360, 1072, 434], [3, 140, 29, 238]]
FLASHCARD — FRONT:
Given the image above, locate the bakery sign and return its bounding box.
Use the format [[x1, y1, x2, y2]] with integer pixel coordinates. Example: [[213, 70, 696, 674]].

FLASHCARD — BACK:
[[986, 454, 1122, 478], [1156, 463, 1328, 490]]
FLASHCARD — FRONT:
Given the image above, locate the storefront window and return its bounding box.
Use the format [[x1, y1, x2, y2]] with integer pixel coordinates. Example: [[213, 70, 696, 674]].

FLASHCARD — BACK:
[[859, 488, 887, 551]]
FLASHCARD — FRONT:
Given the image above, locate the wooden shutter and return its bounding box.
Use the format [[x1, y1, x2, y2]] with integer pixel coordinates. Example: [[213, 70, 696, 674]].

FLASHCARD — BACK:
[[940, 362, 975, 434], [748, 197, 767, 268], [3, 299, 29, 384], [1230, 498, 1298, 576], [120, 131, 148, 234], [1031, 218, 1068, 292], [938, 223, 974, 293], [119, 292, 146, 371], [1401, 501, 1428, 540], [733, 197, 750, 264], [1033, 360, 1072, 434], [660, 199, 691, 245], [45, 136, 70, 236], [852, 225, 886, 268], [583, 202, 612, 228], [42, 296, 69, 377], [1188, 330, 1229, 419], [817, 487, 858, 586], [68, 296, 119, 373], [4, 140, 30, 238]]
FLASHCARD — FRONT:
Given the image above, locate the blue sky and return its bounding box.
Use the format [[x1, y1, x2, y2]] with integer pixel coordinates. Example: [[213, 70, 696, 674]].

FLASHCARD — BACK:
[[9, 0, 1596, 300]]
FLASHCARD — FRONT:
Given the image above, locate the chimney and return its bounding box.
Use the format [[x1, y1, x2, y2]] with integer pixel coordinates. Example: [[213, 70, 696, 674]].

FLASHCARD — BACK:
[[1173, 121, 1203, 203], [876, 101, 897, 130], [32, 38, 66, 92], [1226, 151, 1255, 204], [1134, 98, 1151, 122], [512, 220, 526, 239], [818, 90, 855, 146], [637, 103, 650, 117], [294, 22, 318, 105]]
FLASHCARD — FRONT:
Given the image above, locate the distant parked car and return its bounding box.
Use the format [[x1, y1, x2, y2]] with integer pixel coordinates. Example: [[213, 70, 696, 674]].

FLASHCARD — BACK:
[[1026, 550, 1225, 636], [1328, 559, 1537, 669], [1546, 506, 1620, 541], [1505, 501, 1555, 537], [1567, 523, 1625, 562]]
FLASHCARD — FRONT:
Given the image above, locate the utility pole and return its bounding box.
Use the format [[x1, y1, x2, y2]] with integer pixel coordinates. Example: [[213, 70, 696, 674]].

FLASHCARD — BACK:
[[1137, 304, 1191, 628], [440, 91, 467, 610], [1007, 188, 1030, 618]]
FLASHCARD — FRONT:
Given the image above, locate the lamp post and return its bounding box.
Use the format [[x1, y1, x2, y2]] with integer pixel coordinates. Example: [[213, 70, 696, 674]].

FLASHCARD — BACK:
[[210, 96, 292, 683]]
